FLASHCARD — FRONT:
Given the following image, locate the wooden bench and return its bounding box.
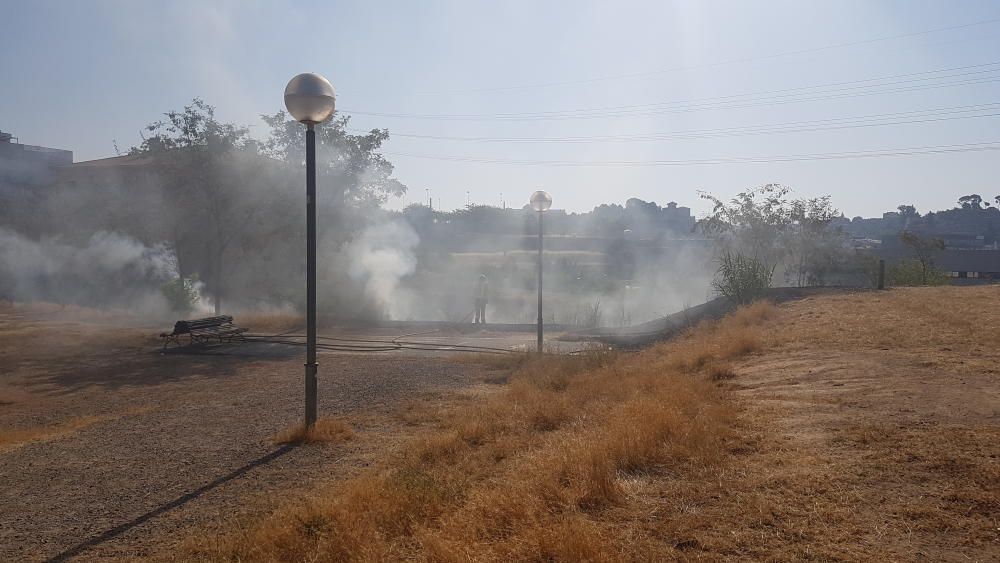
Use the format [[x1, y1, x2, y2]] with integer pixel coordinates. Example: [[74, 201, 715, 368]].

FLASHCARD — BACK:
[[160, 315, 248, 348]]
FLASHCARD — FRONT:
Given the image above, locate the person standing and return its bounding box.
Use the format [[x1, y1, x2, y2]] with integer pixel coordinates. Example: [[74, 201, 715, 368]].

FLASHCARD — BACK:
[[474, 274, 489, 324]]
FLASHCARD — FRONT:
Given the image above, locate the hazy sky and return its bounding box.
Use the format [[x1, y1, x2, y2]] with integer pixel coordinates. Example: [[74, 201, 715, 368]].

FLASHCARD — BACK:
[[2, 0, 999, 217]]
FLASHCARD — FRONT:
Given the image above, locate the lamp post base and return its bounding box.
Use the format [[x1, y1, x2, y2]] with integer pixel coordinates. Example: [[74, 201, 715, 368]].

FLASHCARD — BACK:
[[304, 362, 318, 428]]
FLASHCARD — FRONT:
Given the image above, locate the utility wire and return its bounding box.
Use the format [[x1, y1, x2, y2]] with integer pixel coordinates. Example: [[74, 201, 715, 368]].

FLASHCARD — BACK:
[[386, 140, 1000, 167], [350, 102, 1000, 143], [342, 61, 1000, 120], [411, 16, 1000, 94]]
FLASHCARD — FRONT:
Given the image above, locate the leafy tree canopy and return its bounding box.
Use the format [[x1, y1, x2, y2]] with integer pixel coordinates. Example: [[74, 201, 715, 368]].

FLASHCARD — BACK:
[[261, 111, 405, 209]]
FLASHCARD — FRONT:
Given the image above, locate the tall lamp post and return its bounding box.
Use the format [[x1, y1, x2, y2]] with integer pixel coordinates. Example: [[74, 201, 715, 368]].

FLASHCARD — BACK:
[[284, 73, 336, 429], [530, 190, 552, 354]]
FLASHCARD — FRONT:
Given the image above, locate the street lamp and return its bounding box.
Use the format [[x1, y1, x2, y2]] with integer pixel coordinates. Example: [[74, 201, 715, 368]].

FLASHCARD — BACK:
[[284, 72, 336, 429], [530, 190, 552, 354]]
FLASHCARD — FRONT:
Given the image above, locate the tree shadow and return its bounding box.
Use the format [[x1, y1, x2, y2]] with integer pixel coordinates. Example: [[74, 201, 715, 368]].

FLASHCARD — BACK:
[[45, 444, 296, 562]]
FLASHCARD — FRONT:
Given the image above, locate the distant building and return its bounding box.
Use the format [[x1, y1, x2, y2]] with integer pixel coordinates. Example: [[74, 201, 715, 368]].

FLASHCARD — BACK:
[[937, 233, 996, 250], [54, 153, 156, 189], [875, 246, 1000, 282], [938, 250, 1000, 280], [0, 129, 73, 186], [662, 202, 695, 233]]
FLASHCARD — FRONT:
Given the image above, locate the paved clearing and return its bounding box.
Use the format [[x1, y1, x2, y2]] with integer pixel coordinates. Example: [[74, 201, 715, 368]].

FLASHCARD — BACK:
[[0, 306, 532, 562]]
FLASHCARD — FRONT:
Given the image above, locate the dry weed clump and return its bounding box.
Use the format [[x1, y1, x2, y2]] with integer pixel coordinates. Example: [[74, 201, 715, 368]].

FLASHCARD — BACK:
[[180, 305, 772, 561], [273, 418, 355, 445], [706, 362, 738, 381], [663, 301, 775, 374]]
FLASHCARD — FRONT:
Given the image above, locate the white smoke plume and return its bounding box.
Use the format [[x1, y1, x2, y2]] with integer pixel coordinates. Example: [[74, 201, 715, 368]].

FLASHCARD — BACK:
[[0, 228, 187, 316], [342, 220, 419, 319]]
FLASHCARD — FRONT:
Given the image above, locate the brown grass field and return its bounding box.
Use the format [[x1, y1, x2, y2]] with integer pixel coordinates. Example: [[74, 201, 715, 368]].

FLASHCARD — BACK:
[[1, 287, 998, 561]]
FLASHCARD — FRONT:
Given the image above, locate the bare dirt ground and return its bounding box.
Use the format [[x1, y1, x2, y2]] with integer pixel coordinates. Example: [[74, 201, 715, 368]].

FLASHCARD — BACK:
[[0, 305, 528, 562]]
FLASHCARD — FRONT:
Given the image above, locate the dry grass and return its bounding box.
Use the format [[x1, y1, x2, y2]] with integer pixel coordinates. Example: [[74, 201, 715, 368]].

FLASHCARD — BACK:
[[177, 305, 772, 561], [0, 415, 110, 452], [771, 286, 1000, 351], [0, 406, 151, 452], [665, 300, 774, 373], [237, 311, 304, 335], [173, 288, 1000, 561], [680, 286, 1000, 560], [273, 417, 355, 445]]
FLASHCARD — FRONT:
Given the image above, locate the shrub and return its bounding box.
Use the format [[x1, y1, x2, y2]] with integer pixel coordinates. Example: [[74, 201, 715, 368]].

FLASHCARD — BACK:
[[888, 259, 949, 287], [160, 275, 200, 313], [712, 250, 774, 305]]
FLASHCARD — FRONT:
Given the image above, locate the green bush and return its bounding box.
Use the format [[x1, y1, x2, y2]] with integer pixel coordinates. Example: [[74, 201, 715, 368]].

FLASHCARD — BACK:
[[161, 276, 201, 313], [887, 259, 949, 287], [712, 250, 774, 305]]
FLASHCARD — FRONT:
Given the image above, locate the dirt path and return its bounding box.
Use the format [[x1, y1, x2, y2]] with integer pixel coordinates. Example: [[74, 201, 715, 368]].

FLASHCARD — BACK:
[[0, 307, 504, 562]]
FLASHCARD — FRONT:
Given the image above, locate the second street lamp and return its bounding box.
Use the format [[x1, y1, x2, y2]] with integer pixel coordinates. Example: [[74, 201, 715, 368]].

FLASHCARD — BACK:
[[284, 72, 336, 429], [529, 190, 552, 354]]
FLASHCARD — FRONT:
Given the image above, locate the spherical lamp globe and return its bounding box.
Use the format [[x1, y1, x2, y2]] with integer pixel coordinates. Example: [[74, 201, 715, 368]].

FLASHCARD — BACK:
[[284, 73, 336, 124], [530, 190, 552, 212]]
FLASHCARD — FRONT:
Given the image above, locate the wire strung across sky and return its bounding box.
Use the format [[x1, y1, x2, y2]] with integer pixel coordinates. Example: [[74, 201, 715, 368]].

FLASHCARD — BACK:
[[409, 16, 1000, 94], [386, 141, 1000, 168], [342, 61, 1000, 121], [341, 27, 1000, 172], [351, 102, 1000, 144]]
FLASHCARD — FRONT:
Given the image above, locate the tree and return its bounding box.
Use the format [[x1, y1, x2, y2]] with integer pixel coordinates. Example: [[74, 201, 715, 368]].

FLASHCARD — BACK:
[[126, 101, 408, 317], [786, 196, 845, 286], [699, 183, 793, 271], [958, 194, 984, 210], [897, 205, 920, 219], [900, 230, 945, 285], [261, 111, 405, 211], [699, 184, 846, 286], [131, 99, 267, 314]]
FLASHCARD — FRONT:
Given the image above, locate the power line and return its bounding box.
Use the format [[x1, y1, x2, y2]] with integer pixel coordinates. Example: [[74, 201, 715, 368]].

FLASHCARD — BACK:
[[351, 102, 1000, 143], [342, 61, 1000, 120], [413, 16, 1000, 94], [386, 141, 1000, 167]]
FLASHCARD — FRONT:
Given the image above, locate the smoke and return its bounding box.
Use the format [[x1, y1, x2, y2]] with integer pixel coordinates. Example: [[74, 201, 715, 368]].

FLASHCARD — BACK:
[[342, 219, 419, 319], [324, 212, 716, 327], [0, 228, 188, 316], [1, 101, 718, 326]]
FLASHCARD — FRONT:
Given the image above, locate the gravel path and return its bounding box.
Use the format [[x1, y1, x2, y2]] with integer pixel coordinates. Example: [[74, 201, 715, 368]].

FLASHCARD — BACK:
[[0, 316, 502, 562]]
